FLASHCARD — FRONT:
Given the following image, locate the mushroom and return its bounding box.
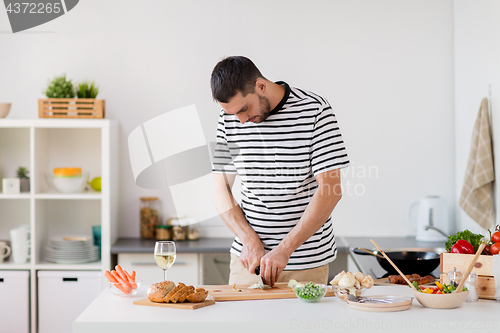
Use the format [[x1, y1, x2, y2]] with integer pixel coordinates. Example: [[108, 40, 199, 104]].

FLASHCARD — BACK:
[[329, 270, 346, 286], [354, 272, 365, 283], [354, 280, 361, 290], [338, 272, 356, 289], [361, 275, 374, 289]]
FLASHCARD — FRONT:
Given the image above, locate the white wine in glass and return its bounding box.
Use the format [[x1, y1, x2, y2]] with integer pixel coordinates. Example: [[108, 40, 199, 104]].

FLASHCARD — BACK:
[[154, 241, 176, 281]]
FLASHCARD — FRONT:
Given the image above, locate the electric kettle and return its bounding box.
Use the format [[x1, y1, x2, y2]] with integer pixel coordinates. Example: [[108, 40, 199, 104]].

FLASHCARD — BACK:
[[409, 196, 450, 242]]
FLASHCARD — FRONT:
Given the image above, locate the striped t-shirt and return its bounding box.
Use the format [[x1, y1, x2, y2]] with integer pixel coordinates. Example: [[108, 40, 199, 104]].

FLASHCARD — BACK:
[[212, 81, 350, 270]]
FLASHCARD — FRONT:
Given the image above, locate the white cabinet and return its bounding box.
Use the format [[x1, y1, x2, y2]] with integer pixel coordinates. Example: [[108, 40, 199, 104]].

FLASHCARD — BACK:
[[38, 271, 101, 333], [0, 270, 30, 333], [118, 253, 200, 286], [0, 119, 118, 333]]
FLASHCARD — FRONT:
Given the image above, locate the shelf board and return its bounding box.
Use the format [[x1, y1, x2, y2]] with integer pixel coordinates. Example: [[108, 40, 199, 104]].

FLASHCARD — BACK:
[[0, 260, 31, 270], [0, 193, 31, 199], [35, 191, 102, 200], [36, 260, 102, 270]]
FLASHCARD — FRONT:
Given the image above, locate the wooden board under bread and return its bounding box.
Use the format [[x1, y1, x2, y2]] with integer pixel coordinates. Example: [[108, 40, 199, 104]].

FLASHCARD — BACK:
[[203, 282, 335, 301], [133, 298, 215, 310]]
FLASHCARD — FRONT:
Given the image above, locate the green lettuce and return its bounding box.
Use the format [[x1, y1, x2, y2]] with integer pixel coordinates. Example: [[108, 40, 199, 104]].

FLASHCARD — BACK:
[[445, 229, 484, 252]]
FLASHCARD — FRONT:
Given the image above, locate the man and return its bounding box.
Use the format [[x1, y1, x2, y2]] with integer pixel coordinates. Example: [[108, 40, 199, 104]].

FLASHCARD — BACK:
[[211, 56, 350, 287]]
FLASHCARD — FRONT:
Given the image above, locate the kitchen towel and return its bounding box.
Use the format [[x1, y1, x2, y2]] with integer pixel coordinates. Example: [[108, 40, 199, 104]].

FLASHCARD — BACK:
[[459, 98, 495, 229]]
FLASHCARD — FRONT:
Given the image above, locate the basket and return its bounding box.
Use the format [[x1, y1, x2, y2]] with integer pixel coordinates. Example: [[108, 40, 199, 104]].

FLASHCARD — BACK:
[[440, 252, 495, 299], [38, 99, 105, 119]]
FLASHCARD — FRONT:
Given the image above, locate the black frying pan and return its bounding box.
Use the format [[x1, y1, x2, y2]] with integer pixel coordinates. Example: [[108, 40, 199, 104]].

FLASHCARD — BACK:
[[352, 248, 441, 275]]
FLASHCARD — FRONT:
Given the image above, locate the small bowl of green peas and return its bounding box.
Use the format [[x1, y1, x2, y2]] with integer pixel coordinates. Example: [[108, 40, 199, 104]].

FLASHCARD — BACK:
[[293, 282, 328, 303]]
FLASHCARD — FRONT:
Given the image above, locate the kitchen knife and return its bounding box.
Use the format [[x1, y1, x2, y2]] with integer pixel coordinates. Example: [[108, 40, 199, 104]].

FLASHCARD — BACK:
[[255, 266, 265, 289]]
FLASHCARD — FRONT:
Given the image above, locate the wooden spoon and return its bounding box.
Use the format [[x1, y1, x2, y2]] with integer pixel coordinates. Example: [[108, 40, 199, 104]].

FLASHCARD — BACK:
[[455, 243, 486, 293], [370, 239, 417, 291]]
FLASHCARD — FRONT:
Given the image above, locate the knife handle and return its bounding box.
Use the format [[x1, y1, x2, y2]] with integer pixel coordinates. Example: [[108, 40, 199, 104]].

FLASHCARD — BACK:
[[255, 266, 260, 275]]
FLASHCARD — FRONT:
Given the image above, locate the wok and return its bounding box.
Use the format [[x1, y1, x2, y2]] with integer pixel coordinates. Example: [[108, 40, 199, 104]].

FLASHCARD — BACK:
[[352, 248, 441, 276]]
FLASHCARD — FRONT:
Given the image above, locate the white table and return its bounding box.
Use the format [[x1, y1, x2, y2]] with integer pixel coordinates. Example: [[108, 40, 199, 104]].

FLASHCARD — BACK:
[[74, 285, 500, 333]]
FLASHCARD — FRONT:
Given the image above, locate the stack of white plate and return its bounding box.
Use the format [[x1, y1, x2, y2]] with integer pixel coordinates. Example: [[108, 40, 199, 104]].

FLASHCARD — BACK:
[[46, 237, 100, 264]]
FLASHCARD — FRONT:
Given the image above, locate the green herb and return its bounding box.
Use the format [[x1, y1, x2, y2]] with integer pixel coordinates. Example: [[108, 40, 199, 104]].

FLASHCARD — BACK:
[[445, 229, 484, 252], [16, 166, 29, 179], [44, 74, 75, 98], [76, 80, 99, 98]]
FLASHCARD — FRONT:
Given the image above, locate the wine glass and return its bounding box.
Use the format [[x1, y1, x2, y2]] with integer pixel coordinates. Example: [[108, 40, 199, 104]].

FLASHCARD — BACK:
[[154, 241, 176, 281]]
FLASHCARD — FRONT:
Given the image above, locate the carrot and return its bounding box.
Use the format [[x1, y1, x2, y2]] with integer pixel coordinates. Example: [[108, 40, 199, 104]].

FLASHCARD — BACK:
[[123, 270, 137, 289], [111, 270, 131, 294], [104, 270, 117, 283], [115, 265, 128, 282], [131, 271, 136, 281]]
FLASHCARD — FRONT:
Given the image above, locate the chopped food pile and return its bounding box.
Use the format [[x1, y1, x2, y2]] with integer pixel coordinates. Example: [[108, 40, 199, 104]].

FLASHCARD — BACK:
[[388, 274, 435, 285], [329, 271, 374, 301], [412, 281, 467, 294]]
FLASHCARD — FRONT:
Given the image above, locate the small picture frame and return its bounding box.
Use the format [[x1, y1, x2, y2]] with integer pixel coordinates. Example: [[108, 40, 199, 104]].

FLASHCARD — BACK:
[[2, 178, 20, 194]]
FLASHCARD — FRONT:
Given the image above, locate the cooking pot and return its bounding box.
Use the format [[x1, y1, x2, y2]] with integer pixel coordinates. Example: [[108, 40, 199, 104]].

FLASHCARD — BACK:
[[352, 248, 442, 276]]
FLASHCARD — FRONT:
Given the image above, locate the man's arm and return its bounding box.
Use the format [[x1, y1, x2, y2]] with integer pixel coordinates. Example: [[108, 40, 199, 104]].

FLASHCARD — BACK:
[[259, 169, 343, 286], [212, 173, 266, 274]]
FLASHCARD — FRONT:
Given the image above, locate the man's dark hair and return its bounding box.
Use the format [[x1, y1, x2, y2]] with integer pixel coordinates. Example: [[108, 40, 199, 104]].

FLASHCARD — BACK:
[[210, 56, 266, 103]]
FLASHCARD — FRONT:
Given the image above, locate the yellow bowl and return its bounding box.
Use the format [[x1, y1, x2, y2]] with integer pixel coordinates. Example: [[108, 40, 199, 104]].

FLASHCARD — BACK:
[[413, 289, 469, 309]]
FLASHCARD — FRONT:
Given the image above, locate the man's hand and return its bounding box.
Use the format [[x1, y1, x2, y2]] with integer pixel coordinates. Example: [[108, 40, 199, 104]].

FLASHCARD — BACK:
[[259, 247, 291, 287], [240, 239, 266, 275]]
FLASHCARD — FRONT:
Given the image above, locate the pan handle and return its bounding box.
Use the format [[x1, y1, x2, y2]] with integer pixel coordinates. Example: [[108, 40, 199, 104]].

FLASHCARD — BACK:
[[352, 247, 381, 257]]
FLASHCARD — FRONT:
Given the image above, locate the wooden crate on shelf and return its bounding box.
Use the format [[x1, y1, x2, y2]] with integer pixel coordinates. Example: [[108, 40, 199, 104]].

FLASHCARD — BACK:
[[440, 252, 496, 299], [38, 98, 105, 119]]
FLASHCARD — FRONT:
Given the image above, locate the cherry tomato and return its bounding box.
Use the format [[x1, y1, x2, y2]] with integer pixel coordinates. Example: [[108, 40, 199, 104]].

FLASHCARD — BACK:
[[490, 243, 500, 255], [483, 244, 491, 255], [492, 231, 500, 243]]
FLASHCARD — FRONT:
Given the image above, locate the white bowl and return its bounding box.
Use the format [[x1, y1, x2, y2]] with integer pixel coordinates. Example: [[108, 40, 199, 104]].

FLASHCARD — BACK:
[[0, 103, 11, 118], [413, 289, 469, 309], [45, 172, 89, 193]]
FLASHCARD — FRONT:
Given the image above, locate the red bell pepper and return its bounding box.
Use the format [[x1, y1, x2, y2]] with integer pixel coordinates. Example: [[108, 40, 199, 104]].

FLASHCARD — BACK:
[[451, 239, 475, 254]]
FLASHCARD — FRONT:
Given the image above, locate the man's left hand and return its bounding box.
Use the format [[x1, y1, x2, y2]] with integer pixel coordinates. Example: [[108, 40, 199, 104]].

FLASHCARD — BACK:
[[259, 248, 291, 287]]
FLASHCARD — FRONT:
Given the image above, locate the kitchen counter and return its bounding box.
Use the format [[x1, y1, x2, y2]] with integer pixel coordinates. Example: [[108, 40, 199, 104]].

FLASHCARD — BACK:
[[343, 236, 445, 278], [111, 237, 350, 254], [74, 284, 500, 333]]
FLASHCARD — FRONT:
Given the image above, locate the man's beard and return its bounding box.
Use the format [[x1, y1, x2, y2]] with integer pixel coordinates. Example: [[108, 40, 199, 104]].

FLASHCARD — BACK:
[[256, 94, 272, 123]]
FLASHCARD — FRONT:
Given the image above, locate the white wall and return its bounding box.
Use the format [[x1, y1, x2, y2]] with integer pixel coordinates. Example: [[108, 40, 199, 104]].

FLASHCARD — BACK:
[[0, 0, 455, 238], [454, 0, 500, 236]]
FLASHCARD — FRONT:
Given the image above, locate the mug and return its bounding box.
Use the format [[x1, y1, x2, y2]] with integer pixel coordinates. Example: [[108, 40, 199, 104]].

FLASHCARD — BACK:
[[10, 227, 31, 264], [0, 241, 11, 263]]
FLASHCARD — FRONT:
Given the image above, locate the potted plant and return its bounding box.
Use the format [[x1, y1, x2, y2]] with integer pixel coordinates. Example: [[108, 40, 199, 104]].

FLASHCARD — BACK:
[[76, 81, 99, 99], [38, 74, 105, 119], [16, 166, 30, 192]]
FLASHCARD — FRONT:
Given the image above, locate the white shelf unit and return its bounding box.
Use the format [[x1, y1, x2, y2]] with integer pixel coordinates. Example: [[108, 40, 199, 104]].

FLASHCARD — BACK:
[[0, 119, 118, 333]]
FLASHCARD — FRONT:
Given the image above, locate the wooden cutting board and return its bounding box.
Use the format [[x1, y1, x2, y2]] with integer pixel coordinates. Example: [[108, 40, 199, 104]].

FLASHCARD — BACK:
[[133, 298, 215, 310], [203, 282, 335, 301]]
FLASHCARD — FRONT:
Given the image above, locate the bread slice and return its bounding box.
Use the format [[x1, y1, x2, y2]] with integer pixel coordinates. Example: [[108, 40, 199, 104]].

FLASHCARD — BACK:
[[146, 281, 175, 303], [163, 282, 186, 303], [186, 288, 209, 303], [178, 286, 195, 303], [170, 285, 189, 303]]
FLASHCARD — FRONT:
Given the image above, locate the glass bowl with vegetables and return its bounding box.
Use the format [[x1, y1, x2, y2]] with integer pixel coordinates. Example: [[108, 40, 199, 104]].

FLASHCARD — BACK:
[[293, 282, 328, 303], [108, 279, 142, 296]]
